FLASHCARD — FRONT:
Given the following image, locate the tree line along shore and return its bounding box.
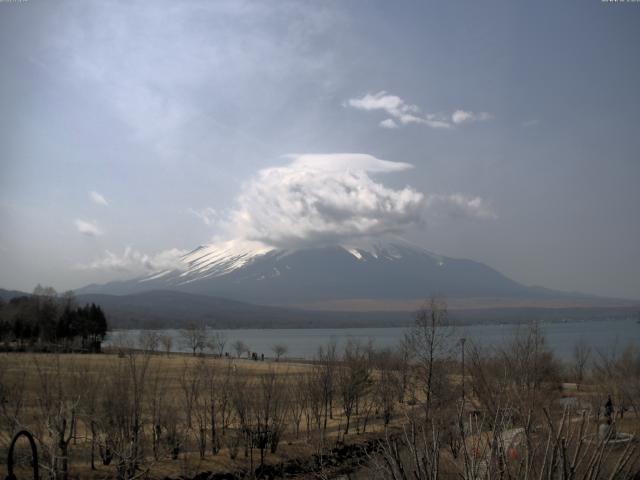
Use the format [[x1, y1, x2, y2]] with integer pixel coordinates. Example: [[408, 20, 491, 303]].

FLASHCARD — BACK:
[[0, 286, 108, 353]]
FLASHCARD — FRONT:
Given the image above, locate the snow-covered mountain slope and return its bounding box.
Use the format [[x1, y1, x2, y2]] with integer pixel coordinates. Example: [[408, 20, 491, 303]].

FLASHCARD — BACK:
[[76, 237, 573, 305], [140, 240, 277, 286]]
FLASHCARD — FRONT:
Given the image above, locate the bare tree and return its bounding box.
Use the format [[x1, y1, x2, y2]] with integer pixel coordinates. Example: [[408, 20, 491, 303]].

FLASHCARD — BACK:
[[502, 322, 560, 420], [296, 340, 338, 462], [163, 396, 183, 461], [98, 351, 153, 479], [202, 358, 221, 455], [77, 361, 103, 470], [288, 373, 308, 439], [229, 372, 251, 460], [181, 323, 208, 356], [337, 339, 371, 434], [572, 338, 592, 386], [216, 360, 234, 435], [305, 368, 325, 440], [232, 340, 248, 358], [179, 360, 202, 430], [208, 331, 227, 357], [392, 337, 413, 404], [146, 364, 169, 461], [159, 334, 173, 356], [406, 296, 452, 419], [251, 369, 288, 466], [593, 343, 640, 418], [271, 343, 288, 361], [33, 355, 79, 480], [138, 331, 160, 353], [469, 323, 560, 427], [371, 347, 399, 429], [315, 339, 337, 434], [191, 359, 209, 458], [0, 358, 26, 446]]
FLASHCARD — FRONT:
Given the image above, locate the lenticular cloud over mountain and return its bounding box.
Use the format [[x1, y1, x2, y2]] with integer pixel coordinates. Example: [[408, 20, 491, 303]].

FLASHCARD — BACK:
[[79, 153, 496, 277], [76, 155, 508, 302], [224, 153, 425, 248]]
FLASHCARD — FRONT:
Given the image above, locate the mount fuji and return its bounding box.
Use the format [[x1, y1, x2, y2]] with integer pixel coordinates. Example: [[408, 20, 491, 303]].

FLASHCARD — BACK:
[[76, 238, 573, 307]]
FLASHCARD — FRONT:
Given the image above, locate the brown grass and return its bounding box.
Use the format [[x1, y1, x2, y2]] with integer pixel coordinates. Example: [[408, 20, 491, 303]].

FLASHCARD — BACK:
[[0, 351, 395, 480]]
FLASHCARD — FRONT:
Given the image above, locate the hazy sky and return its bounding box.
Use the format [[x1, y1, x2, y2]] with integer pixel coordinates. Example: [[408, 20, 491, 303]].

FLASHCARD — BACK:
[[1, 1, 639, 299]]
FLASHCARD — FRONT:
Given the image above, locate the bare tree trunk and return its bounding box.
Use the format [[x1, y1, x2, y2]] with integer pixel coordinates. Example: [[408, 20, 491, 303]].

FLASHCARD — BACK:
[[211, 401, 219, 454], [90, 421, 97, 470]]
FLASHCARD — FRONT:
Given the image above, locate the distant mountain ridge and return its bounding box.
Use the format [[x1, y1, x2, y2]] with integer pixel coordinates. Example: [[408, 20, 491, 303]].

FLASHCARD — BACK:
[[76, 238, 592, 305], [0, 288, 413, 329], [7, 238, 637, 329], [0, 289, 28, 302], [2, 287, 637, 330]]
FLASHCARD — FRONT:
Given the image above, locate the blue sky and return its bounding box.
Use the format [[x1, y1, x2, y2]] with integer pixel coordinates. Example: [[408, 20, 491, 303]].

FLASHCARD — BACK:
[[1, 0, 639, 299]]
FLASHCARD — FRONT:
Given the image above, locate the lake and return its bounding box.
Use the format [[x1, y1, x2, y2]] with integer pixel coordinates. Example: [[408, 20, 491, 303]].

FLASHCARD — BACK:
[[105, 317, 640, 361]]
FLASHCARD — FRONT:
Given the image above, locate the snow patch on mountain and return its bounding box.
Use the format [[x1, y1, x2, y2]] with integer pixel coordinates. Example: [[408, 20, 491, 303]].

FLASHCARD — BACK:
[[340, 237, 443, 263]]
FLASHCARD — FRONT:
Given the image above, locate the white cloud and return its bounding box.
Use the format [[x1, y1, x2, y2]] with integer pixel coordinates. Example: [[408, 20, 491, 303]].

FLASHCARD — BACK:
[[347, 91, 450, 129], [379, 118, 398, 129], [89, 190, 109, 206], [347, 91, 421, 122], [220, 154, 496, 248], [451, 110, 492, 125], [224, 153, 425, 248], [188, 207, 218, 226], [78, 247, 188, 273], [74, 219, 102, 237], [425, 194, 497, 220], [347, 91, 493, 129]]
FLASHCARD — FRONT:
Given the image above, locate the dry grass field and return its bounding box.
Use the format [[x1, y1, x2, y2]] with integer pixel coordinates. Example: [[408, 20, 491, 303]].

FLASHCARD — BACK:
[[0, 350, 407, 480]]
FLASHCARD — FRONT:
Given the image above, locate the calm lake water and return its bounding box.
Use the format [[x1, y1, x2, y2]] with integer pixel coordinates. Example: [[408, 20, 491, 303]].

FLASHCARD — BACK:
[[105, 317, 639, 361]]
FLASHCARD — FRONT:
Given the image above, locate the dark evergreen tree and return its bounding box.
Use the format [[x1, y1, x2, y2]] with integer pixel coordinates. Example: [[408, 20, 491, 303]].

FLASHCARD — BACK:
[[87, 303, 107, 351], [0, 319, 8, 342]]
